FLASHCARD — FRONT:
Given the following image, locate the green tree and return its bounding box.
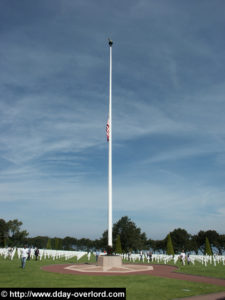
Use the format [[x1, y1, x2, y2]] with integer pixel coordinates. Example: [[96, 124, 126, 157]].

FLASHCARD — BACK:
[[115, 235, 122, 253], [195, 231, 206, 254], [93, 239, 102, 250], [205, 237, 213, 255], [63, 236, 77, 250], [0, 219, 8, 247], [7, 219, 29, 246], [195, 230, 220, 254], [58, 238, 63, 250], [218, 234, 225, 255], [205, 230, 220, 253], [28, 236, 48, 249], [77, 238, 93, 251], [54, 238, 59, 250], [166, 234, 174, 255], [154, 240, 166, 253], [100, 216, 147, 252], [146, 239, 156, 252], [189, 235, 199, 254], [46, 238, 52, 249], [113, 216, 147, 252], [170, 228, 190, 253], [52, 238, 63, 250]]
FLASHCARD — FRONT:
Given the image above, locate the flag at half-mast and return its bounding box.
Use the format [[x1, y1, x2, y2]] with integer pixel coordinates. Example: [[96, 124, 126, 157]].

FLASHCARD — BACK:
[[106, 118, 110, 142]]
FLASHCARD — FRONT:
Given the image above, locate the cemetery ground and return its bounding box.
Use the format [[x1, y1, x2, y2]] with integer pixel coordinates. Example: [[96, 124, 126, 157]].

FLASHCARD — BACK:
[[0, 254, 225, 300]]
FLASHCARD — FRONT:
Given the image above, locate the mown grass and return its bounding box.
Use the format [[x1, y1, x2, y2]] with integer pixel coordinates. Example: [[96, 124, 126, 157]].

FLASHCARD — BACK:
[[177, 261, 225, 280], [0, 255, 224, 300], [123, 256, 225, 279]]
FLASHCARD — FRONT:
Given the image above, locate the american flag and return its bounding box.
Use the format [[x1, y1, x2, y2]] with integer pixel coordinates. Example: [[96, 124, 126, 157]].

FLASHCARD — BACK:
[[106, 119, 110, 142]]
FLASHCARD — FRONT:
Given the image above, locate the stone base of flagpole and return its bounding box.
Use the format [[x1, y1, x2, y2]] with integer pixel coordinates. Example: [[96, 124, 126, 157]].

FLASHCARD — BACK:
[[97, 255, 122, 269], [43, 260, 154, 274]]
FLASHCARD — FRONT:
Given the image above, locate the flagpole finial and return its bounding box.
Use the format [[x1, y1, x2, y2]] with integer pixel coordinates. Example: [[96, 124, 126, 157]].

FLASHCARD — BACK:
[[108, 38, 113, 47]]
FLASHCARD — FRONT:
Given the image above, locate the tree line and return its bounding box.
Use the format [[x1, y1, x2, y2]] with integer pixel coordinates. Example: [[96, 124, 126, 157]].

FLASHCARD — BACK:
[[0, 217, 224, 254]]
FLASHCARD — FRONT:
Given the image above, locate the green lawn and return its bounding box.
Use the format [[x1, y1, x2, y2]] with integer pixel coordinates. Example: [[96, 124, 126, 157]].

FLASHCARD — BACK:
[[123, 256, 225, 280], [177, 261, 225, 280], [0, 255, 224, 300]]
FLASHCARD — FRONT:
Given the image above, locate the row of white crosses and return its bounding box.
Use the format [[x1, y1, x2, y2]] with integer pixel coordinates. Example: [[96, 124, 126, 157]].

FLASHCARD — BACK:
[[151, 254, 225, 266], [189, 254, 225, 266], [0, 248, 225, 266], [120, 253, 174, 264], [0, 248, 87, 261], [18, 248, 87, 261], [0, 248, 88, 261], [119, 252, 225, 266], [0, 247, 17, 260]]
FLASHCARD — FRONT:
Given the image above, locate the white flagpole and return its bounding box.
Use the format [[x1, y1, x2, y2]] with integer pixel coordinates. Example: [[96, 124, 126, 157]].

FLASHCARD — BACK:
[[108, 39, 113, 247]]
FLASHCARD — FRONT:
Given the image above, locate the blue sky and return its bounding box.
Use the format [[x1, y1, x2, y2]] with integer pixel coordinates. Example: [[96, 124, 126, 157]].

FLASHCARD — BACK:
[[1, 0, 225, 240]]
